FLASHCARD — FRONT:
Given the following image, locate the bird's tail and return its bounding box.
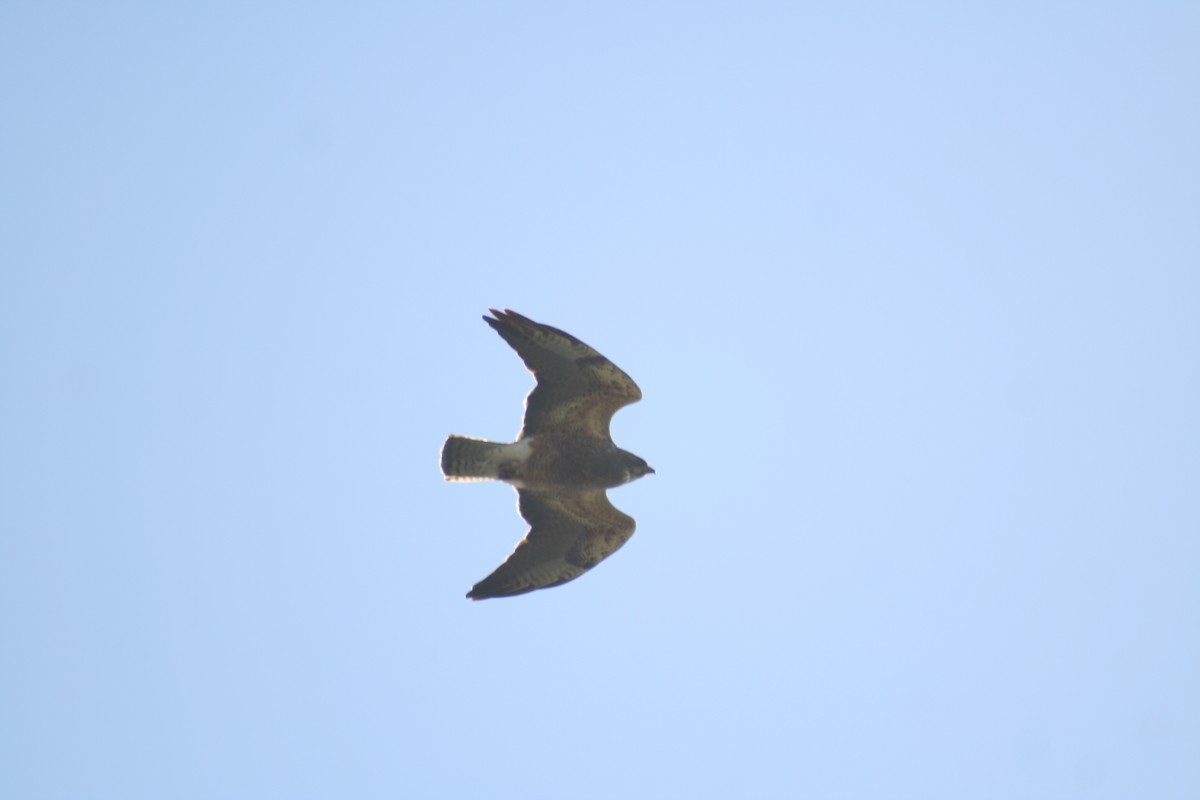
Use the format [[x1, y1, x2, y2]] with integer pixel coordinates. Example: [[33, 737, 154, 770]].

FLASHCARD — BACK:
[[441, 435, 509, 481]]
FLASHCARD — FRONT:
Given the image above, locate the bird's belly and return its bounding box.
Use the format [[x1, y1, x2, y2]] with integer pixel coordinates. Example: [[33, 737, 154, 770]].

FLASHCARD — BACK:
[[518, 435, 623, 490]]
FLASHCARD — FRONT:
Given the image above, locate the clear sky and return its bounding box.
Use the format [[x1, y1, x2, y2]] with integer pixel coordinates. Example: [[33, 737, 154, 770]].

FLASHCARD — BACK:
[[2, 3, 1198, 798]]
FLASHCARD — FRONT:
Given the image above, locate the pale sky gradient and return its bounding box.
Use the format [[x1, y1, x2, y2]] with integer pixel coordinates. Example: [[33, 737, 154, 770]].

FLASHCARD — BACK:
[[2, 3, 1198, 799]]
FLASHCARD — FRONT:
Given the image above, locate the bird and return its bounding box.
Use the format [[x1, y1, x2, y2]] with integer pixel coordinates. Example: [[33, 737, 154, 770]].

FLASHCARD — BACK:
[[441, 309, 654, 600]]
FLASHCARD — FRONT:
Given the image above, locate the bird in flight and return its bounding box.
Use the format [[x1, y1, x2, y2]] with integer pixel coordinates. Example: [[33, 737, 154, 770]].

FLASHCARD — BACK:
[[441, 309, 654, 600]]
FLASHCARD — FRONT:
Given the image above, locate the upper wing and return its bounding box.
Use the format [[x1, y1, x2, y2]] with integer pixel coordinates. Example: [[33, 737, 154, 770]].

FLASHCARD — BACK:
[[466, 489, 637, 600], [484, 309, 642, 439]]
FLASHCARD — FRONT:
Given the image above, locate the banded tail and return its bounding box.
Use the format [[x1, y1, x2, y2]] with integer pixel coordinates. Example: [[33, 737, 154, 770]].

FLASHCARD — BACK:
[[440, 435, 510, 481]]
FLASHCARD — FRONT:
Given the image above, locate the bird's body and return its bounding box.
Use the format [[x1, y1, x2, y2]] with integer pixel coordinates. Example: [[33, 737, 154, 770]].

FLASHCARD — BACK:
[[443, 433, 642, 490], [440, 309, 653, 600]]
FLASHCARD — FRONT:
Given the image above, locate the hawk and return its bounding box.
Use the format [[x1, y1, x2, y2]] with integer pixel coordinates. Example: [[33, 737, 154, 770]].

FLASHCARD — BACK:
[[440, 309, 654, 600]]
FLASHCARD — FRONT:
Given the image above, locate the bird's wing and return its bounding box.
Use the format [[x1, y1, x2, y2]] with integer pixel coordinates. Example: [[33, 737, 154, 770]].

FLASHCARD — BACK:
[[484, 309, 641, 439], [467, 488, 636, 600]]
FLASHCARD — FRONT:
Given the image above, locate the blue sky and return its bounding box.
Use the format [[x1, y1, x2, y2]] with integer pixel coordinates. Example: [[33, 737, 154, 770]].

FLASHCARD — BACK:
[[2, 3, 1198, 798]]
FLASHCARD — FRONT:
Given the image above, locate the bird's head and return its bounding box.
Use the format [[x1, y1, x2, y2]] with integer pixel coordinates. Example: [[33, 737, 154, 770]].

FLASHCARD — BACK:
[[620, 451, 655, 483]]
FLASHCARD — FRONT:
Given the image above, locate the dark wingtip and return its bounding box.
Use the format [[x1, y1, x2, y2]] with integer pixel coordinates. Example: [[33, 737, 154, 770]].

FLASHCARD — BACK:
[[483, 308, 539, 340], [466, 576, 540, 600], [491, 308, 537, 325], [466, 577, 498, 600], [483, 310, 505, 334], [485, 307, 525, 330]]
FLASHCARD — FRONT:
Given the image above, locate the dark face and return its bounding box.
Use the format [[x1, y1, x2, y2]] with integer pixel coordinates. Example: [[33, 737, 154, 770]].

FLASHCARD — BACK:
[[622, 451, 655, 482]]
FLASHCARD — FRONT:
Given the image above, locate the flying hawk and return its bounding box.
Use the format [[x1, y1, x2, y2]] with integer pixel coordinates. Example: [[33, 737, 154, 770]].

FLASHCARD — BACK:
[[441, 309, 654, 600]]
